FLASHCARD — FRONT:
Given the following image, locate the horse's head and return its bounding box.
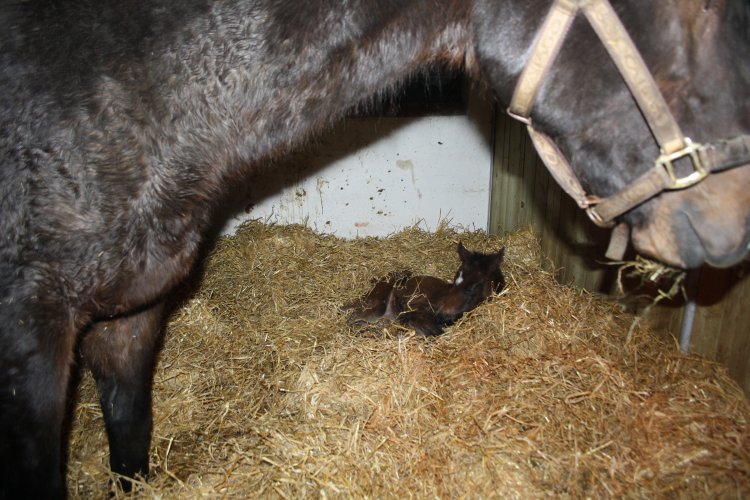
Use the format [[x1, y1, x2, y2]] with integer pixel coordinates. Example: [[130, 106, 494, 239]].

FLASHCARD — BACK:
[[620, 0, 750, 269], [453, 242, 506, 296], [472, 0, 750, 268]]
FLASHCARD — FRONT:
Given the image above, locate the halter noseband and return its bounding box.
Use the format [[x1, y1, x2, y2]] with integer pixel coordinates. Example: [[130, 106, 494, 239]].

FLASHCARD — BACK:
[[507, 0, 750, 260]]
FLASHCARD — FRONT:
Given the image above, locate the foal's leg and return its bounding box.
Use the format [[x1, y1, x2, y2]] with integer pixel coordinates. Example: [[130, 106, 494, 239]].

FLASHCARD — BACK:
[[397, 311, 445, 336], [343, 279, 394, 325], [436, 281, 486, 325], [80, 303, 165, 491]]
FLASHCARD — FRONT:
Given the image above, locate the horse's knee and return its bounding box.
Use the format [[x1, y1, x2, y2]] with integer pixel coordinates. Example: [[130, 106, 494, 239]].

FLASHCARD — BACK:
[[81, 304, 164, 379]]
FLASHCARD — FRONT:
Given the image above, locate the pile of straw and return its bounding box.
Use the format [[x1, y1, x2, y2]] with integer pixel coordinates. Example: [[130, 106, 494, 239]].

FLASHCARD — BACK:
[[68, 221, 750, 497]]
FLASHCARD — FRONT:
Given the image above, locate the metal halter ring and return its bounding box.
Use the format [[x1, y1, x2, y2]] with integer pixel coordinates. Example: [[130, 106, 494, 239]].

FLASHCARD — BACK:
[[655, 138, 708, 190]]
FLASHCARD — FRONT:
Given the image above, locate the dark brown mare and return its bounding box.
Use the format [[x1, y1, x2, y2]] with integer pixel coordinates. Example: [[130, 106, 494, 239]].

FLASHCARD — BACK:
[[344, 244, 505, 336], [1, 0, 749, 497]]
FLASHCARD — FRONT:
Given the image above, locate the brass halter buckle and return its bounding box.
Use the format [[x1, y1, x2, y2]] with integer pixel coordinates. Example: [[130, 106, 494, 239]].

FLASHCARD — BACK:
[[655, 138, 708, 190]]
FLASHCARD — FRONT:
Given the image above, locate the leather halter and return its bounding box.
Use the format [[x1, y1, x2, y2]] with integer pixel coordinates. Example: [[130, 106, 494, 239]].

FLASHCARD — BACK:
[[507, 0, 750, 260]]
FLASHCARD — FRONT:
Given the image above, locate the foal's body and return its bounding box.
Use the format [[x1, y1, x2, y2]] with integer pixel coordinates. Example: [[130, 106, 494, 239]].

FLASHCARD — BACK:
[[345, 244, 505, 336]]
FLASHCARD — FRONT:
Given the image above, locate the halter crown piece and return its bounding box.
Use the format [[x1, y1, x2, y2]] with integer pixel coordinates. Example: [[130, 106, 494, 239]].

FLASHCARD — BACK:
[[508, 0, 750, 261]]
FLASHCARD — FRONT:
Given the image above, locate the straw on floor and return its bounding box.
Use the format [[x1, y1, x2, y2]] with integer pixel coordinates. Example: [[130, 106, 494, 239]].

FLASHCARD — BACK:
[[67, 220, 750, 498]]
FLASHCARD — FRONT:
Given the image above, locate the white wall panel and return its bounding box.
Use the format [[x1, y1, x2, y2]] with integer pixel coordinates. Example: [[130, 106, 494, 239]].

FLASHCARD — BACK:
[[222, 92, 493, 238]]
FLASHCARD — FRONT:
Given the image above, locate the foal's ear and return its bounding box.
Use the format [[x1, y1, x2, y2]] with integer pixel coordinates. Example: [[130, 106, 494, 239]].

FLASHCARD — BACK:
[[457, 241, 470, 260], [494, 247, 505, 263]]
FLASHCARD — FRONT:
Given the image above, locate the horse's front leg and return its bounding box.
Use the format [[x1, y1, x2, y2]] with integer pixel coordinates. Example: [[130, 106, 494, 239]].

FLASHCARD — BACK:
[[80, 302, 165, 492], [0, 296, 77, 499]]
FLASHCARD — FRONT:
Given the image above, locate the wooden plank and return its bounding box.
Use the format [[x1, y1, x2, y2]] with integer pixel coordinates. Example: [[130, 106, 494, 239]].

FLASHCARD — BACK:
[[488, 113, 511, 234], [516, 123, 537, 229], [529, 138, 550, 235], [497, 113, 512, 231], [644, 303, 682, 344], [490, 112, 544, 235], [698, 266, 750, 397], [719, 274, 750, 393], [691, 268, 728, 359], [542, 181, 565, 278], [504, 115, 525, 231]]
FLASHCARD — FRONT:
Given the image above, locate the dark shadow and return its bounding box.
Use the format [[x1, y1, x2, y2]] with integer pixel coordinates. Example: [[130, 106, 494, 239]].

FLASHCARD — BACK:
[[693, 261, 750, 307]]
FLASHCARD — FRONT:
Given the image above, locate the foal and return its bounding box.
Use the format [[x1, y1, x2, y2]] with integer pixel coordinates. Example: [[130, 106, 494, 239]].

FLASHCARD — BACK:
[[344, 243, 505, 336]]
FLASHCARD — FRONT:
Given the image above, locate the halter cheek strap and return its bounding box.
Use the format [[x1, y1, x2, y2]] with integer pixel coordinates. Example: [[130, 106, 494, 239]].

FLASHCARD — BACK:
[[508, 0, 750, 260]]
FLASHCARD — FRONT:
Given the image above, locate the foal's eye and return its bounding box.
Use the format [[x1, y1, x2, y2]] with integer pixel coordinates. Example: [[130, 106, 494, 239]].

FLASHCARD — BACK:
[[454, 271, 464, 285]]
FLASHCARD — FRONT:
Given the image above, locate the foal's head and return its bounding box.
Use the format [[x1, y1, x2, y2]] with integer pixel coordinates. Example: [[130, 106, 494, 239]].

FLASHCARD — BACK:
[[453, 242, 505, 295]]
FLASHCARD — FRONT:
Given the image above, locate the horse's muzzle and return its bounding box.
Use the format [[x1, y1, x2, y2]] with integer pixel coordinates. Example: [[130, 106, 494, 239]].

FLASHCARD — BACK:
[[631, 166, 750, 269]]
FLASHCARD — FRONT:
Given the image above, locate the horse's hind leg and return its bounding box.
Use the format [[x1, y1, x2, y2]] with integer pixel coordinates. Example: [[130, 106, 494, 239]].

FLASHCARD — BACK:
[[80, 302, 165, 491]]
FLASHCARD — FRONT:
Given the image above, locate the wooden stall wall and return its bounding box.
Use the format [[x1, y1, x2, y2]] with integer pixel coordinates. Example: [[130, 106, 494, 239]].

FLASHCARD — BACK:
[[646, 265, 750, 397], [488, 111, 750, 398]]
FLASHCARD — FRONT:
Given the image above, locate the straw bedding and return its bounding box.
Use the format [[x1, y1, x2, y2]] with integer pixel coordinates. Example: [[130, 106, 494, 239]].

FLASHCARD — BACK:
[[67, 221, 750, 498]]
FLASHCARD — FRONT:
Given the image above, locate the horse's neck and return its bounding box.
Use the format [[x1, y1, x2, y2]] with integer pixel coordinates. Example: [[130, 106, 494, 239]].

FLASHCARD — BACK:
[[472, 0, 671, 193], [133, 0, 474, 187]]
